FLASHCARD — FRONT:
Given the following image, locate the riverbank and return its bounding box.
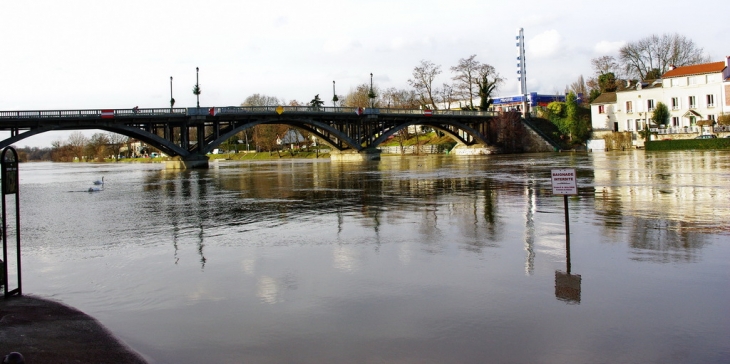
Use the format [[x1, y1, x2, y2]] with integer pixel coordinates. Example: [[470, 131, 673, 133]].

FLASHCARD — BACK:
[[0, 295, 147, 363]]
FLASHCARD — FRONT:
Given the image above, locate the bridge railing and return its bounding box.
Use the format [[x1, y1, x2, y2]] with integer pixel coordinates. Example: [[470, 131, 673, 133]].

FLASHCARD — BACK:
[[209, 106, 497, 117], [0, 106, 497, 119], [0, 108, 187, 119]]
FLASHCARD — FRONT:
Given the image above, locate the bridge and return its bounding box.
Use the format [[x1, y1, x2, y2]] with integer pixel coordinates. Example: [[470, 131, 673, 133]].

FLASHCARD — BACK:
[[0, 106, 499, 168]]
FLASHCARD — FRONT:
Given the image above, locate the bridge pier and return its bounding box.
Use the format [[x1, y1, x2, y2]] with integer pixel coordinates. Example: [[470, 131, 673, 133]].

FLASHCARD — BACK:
[[450, 144, 500, 155], [164, 154, 210, 169], [330, 148, 381, 162]]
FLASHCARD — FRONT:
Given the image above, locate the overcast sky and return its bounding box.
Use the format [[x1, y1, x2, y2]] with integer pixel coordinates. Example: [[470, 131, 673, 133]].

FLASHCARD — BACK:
[[1, 0, 727, 148]]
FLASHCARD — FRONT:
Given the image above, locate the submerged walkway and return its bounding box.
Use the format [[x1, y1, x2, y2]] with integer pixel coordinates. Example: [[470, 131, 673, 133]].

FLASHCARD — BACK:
[[0, 295, 146, 363]]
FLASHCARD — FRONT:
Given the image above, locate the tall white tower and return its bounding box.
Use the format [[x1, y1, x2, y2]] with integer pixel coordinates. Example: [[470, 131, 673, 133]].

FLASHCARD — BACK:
[[516, 28, 527, 96]]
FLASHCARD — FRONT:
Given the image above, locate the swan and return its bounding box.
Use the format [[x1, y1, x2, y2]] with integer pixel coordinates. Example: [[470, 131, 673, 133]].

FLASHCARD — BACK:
[[93, 177, 104, 185]]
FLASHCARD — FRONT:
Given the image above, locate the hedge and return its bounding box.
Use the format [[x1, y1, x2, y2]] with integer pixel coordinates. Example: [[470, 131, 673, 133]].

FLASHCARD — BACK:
[[645, 138, 730, 151]]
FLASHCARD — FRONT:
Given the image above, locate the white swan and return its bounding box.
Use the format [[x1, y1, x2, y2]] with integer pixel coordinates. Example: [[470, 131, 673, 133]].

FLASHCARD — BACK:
[[93, 177, 104, 185]]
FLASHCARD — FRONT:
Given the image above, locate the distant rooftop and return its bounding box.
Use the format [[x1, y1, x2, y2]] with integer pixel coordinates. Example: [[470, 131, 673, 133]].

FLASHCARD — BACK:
[[661, 61, 726, 78]]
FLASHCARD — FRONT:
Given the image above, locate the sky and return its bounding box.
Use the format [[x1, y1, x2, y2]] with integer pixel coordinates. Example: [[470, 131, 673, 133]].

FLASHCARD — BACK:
[[1, 0, 728, 148]]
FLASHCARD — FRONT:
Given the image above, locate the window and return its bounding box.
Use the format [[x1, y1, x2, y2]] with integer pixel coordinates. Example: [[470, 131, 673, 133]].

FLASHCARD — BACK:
[[689, 77, 697, 85], [708, 114, 715, 122], [626, 120, 633, 131], [672, 117, 679, 127], [647, 99, 655, 111], [689, 96, 696, 109], [598, 105, 605, 114], [707, 94, 715, 107], [626, 101, 633, 113], [671, 97, 679, 110]]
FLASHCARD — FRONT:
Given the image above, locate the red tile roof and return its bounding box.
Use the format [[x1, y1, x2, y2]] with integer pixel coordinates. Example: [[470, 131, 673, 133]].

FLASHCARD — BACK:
[[662, 61, 726, 78]]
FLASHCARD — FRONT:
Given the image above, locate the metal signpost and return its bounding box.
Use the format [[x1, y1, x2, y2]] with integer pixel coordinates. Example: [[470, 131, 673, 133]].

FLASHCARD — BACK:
[[2, 146, 21, 297], [551, 168, 581, 303]]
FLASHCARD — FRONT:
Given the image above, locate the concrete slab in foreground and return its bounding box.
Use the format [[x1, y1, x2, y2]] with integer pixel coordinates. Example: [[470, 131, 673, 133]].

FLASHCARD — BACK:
[[0, 295, 147, 363]]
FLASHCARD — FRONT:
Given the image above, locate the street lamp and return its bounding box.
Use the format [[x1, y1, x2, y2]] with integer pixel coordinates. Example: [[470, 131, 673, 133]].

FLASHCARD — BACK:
[[193, 67, 201, 108], [368, 72, 375, 108], [332, 80, 338, 107], [170, 76, 175, 110]]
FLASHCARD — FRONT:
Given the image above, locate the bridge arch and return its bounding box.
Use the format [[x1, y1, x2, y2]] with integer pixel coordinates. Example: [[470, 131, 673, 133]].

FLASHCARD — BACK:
[[204, 118, 362, 154], [0, 123, 189, 157], [368, 119, 490, 148]]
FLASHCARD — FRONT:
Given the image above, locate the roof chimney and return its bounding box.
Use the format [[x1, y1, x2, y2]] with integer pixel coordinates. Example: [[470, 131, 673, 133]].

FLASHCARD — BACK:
[[669, 64, 676, 70]]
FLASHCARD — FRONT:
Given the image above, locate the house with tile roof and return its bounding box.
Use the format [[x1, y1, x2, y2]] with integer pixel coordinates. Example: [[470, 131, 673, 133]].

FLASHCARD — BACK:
[[589, 56, 730, 149]]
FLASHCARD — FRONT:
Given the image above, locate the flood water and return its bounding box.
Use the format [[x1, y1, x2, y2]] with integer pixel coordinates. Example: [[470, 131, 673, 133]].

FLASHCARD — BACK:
[[6, 151, 730, 363]]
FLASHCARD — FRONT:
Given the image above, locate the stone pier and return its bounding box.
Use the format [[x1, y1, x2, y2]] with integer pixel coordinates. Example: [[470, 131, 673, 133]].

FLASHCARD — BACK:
[[330, 149, 382, 162], [164, 155, 210, 169]]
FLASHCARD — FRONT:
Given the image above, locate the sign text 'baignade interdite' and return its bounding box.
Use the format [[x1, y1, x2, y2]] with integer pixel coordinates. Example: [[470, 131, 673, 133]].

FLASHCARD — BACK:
[[551, 169, 577, 195]]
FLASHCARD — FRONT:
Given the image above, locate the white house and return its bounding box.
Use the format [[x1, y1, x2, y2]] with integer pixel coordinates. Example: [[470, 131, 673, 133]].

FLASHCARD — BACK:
[[590, 56, 730, 147]]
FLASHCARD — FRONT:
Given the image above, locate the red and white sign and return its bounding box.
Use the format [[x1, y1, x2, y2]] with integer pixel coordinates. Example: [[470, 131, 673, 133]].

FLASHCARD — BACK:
[[209, 107, 217, 116], [355, 107, 364, 115], [101, 109, 114, 119], [423, 109, 433, 117], [551, 169, 577, 195]]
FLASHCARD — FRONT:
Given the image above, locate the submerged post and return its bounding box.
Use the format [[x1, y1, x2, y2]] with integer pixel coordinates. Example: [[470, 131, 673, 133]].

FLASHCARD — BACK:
[[2, 146, 21, 297]]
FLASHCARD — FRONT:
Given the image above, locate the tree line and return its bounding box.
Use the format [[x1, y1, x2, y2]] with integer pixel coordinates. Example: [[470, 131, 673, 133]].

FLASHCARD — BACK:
[[567, 33, 709, 104]]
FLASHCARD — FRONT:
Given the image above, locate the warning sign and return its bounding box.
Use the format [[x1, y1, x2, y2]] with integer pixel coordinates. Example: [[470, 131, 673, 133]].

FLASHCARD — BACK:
[[551, 169, 577, 195]]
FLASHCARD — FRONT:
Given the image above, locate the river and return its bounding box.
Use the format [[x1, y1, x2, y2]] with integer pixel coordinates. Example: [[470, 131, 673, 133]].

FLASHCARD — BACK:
[[5, 151, 730, 363]]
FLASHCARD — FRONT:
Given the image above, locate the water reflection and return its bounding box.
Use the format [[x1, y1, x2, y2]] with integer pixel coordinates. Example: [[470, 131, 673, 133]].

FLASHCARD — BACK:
[[15, 154, 730, 363], [590, 151, 725, 262]]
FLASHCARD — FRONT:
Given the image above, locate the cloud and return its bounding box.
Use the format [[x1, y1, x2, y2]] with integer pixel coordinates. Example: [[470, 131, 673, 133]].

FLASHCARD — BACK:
[[593, 40, 625, 55], [527, 29, 562, 58], [323, 37, 362, 55]]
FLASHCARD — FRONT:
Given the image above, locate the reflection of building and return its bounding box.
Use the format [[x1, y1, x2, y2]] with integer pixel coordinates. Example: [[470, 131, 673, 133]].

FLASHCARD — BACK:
[[590, 56, 730, 148]]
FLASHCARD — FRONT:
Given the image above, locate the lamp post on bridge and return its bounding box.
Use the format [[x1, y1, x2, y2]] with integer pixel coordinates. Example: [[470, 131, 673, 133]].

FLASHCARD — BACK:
[[368, 73, 376, 108], [193, 67, 201, 108], [170, 76, 175, 110], [332, 80, 338, 107]]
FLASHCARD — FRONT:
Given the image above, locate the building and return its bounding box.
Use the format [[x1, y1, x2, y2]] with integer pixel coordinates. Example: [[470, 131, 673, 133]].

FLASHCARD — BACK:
[[590, 56, 730, 148]]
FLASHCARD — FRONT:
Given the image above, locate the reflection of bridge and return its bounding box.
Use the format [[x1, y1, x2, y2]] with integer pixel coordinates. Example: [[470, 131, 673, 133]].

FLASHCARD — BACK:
[[0, 106, 498, 167]]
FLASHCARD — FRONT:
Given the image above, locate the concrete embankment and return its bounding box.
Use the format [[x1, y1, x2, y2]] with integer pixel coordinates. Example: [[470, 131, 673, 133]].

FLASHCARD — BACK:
[[0, 295, 147, 363]]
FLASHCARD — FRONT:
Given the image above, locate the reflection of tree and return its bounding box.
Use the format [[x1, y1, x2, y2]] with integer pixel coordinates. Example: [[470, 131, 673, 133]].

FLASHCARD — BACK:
[[141, 156, 552, 263]]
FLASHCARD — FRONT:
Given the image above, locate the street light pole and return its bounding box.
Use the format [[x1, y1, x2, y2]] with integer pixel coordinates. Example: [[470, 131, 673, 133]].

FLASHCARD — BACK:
[[369, 72, 374, 108], [195, 67, 200, 108], [332, 80, 337, 107], [170, 76, 175, 110]]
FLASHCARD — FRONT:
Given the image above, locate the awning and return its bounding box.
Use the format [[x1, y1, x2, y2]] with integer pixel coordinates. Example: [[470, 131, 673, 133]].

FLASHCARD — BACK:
[[683, 109, 702, 118]]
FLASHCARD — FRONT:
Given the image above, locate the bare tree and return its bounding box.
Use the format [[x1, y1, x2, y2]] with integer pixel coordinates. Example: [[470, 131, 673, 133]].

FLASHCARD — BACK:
[[437, 83, 455, 110], [382, 87, 420, 109], [241, 94, 281, 107], [67, 131, 87, 161], [86, 133, 110, 162], [451, 55, 481, 109], [408, 60, 441, 109], [241, 94, 283, 152], [619, 33, 710, 80], [107, 133, 129, 161], [341, 84, 380, 108], [591, 55, 621, 76]]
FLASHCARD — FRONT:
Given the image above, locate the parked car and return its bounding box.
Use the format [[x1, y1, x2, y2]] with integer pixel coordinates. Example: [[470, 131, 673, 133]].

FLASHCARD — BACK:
[[694, 134, 717, 139]]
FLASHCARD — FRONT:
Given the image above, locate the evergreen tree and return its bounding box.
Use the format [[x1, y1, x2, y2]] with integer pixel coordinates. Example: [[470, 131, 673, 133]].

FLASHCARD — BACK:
[[651, 102, 670, 126]]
